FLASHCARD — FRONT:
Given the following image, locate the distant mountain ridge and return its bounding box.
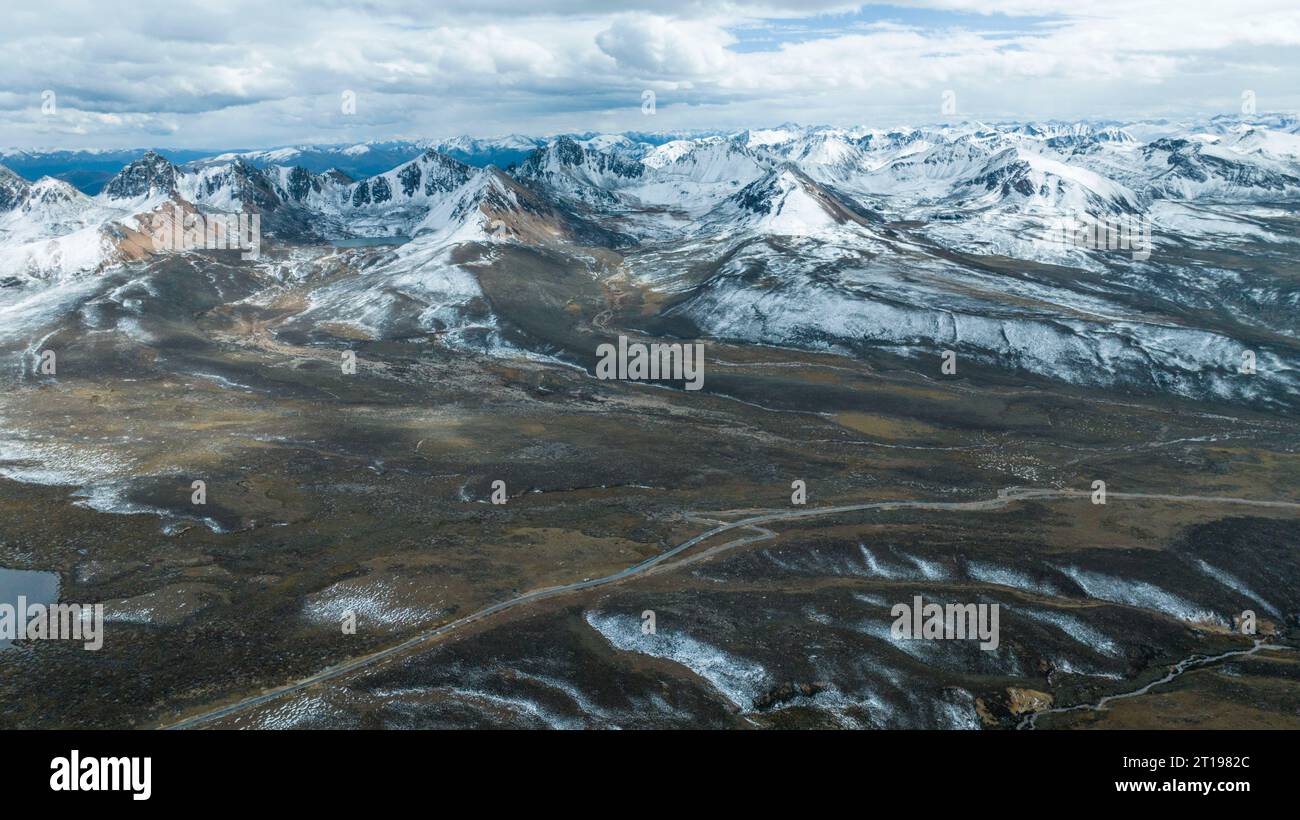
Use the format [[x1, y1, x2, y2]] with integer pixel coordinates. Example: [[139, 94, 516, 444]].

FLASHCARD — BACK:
[[5, 116, 1300, 280], [3, 115, 1299, 410], [6, 113, 1296, 195]]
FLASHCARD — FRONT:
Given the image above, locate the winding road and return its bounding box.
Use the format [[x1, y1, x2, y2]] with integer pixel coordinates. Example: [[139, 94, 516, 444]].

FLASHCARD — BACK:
[[162, 486, 1300, 729]]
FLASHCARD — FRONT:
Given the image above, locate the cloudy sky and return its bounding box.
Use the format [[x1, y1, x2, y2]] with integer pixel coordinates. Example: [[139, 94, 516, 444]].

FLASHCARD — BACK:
[[3, 0, 1299, 150]]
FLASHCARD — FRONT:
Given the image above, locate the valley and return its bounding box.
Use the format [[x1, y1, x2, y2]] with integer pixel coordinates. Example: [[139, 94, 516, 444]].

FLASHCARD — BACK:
[[1, 118, 1298, 729]]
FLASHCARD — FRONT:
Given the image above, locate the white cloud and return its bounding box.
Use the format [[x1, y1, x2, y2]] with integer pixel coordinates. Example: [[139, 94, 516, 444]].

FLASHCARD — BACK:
[[0, 0, 1297, 148], [596, 15, 737, 76]]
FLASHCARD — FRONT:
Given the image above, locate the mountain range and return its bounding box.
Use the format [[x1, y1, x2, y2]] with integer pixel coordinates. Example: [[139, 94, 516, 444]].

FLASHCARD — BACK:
[[2, 117, 1298, 411]]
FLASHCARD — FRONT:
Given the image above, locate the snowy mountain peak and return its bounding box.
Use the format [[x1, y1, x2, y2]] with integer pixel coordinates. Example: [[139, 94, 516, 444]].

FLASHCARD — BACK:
[[724, 166, 875, 238], [515, 137, 645, 205], [1142, 137, 1300, 197], [25, 175, 83, 201], [341, 149, 473, 211], [955, 147, 1143, 214], [182, 159, 285, 211], [406, 165, 571, 247], [102, 150, 180, 200], [20, 177, 90, 220], [0, 164, 30, 212], [414, 150, 475, 195]]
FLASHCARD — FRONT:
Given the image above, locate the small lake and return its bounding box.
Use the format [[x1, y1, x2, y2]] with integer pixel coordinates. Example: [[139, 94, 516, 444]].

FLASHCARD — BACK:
[[0, 568, 60, 650]]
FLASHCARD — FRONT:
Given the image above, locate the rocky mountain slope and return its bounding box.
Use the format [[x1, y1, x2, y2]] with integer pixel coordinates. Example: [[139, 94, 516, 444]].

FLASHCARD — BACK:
[[3, 117, 1298, 410]]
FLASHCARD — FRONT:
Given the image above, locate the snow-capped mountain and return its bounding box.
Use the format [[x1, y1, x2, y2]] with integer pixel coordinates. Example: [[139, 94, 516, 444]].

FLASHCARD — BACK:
[[1140, 137, 1300, 199], [11, 178, 93, 230], [636, 138, 769, 211], [202, 141, 436, 180], [947, 147, 1144, 215], [407, 164, 619, 247], [1227, 126, 1300, 160], [101, 151, 183, 201], [712, 167, 880, 240], [774, 131, 873, 183], [0, 165, 30, 212], [845, 134, 998, 198], [11, 118, 1300, 254], [335, 150, 474, 231], [0, 148, 214, 194], [4, 116, 1299, 409], [207, 136, 545, 178], [0, 163, 153, 279], [513, 136, 646, 207]]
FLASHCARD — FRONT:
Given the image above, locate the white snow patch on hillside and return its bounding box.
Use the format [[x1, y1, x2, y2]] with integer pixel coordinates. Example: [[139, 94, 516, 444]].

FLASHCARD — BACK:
[[585, 610, 769, 710]]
